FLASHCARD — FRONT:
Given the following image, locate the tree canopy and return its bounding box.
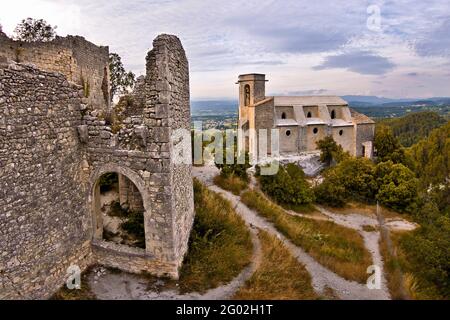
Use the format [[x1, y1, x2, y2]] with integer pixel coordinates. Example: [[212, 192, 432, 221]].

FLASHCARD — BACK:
[[109, 53, 136, 102], [378, 111, 447, 147], [13, 18, 57, 42]]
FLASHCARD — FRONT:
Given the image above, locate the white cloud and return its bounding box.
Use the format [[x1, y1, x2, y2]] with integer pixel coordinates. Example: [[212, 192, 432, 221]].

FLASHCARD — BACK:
[[1, 0, 449, 99]]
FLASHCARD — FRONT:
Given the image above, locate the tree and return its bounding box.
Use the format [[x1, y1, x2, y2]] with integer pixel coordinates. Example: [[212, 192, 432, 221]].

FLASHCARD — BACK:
[[377, 111, 447, 147], [13, 18, 57, 42], [109, 53, 136, 102], [316, 135, 349, 166], [314, 157, 378, 205], [314, 169, 348, 207], [258, 163, 315, 207], [374, 125, 406, 164], [408, 122, 450, 188], [375, 161, 419, 212]]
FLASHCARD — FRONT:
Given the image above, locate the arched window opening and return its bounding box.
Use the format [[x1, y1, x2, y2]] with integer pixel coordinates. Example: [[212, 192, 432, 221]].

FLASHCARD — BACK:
[[281, 112, 287, 119], [313, 128, 319, 134], [95, 172, 145, 249], [331, 110, 336, 119], [244, 84, 251, 106], [339, 130, 344, 136], [286, 130, 291, 137], [307, 112, 312, 118]]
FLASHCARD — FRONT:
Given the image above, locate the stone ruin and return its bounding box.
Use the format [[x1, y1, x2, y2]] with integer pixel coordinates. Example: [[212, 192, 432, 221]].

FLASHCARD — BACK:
[[0, 31, 195, 299]]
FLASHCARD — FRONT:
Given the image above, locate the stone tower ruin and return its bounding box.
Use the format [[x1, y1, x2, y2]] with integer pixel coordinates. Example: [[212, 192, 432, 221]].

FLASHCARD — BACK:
[[0, 32, 194, 299]]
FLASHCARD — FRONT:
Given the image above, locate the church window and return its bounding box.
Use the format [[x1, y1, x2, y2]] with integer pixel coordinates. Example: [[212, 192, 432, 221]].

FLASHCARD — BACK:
[[281, 112, 286, 119], [331, 110, 336, 119], [286, 130, 291, 137], [244, 85, 251, 106], [313, 128, 318, 134], [307, 112, 312, 118]]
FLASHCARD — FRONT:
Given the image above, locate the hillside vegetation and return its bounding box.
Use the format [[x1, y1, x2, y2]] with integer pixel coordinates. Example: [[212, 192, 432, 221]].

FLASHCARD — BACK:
[[377, 111, 447, 147]]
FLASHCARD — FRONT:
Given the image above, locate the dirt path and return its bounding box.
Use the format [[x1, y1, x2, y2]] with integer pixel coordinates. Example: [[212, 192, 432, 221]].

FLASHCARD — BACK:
[[89, 171, 263, 300], [192, 166, 392, 300], [206, 185, 390, 300]]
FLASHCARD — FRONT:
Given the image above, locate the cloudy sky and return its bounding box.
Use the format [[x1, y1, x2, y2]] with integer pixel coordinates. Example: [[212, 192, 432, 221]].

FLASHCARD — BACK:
[[1, 0, 450, 100]]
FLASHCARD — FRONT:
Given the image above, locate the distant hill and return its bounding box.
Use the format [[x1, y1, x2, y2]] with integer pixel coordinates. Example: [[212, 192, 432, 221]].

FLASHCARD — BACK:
[[342, 95, 450, 108], [191, 100, 238, 116], [377, 111, 448, 147], [190, 96, 450, 121]]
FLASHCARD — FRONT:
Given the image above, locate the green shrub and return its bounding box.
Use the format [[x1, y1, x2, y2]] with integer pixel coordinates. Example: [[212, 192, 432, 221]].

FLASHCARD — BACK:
[[314, 158, 377, 205], [258, 163, 315, 209], [398, 202, 450, 299], [375, 161, 419, 212], [316, 135, 349, 165]]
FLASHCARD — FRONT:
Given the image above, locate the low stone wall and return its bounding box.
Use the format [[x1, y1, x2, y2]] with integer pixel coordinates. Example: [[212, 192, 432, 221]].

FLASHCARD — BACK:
[[92, 241, 178, 278]]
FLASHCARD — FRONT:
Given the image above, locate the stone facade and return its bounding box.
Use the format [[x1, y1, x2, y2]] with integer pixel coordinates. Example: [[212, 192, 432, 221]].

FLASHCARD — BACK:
[[237, 74, 375, 159], [0, 34, 194, 299]]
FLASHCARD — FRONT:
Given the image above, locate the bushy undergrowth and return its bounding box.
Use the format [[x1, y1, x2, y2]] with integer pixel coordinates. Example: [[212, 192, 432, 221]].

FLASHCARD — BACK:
[[257, 163, 315, 212]]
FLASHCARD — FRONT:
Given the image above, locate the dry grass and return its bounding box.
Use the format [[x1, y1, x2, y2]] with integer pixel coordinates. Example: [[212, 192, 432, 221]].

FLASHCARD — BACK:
[[213, 174, 248, 196], [177, 179, 253, 293], [241, 190, 372, 284], [378, 229, 410, 300], [233, 230, 319, 300]]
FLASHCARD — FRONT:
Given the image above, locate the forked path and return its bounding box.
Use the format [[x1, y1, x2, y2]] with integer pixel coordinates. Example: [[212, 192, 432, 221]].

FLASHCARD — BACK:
[[193, 166, 390, 300]]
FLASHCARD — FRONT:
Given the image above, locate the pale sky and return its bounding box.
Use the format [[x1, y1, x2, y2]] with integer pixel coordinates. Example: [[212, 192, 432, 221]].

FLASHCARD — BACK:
[[1, 0, 450, 100]]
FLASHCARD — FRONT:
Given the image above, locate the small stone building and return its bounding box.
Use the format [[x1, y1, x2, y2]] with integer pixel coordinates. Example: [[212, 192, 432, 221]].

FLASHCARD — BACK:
[[237, 74, 375, 159], [0, 32, 194, 299]]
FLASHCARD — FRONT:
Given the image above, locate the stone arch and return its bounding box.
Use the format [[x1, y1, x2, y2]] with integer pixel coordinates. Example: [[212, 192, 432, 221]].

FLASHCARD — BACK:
[[87, 163, 151, 246]]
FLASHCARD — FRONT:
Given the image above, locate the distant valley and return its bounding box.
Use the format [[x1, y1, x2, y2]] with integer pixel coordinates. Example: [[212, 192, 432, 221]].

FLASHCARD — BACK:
[[191, 96, 450, 129]]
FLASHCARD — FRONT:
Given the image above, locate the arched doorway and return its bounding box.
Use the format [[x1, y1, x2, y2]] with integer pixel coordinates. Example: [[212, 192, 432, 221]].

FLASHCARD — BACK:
[[90, 165, 149, 250]]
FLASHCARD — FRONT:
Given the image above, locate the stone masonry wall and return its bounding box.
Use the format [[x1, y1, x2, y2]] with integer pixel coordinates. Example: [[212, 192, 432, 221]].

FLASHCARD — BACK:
[[0, 62, 93, 299], [0, 33, 110, 110], [0, 34, 194, 299]]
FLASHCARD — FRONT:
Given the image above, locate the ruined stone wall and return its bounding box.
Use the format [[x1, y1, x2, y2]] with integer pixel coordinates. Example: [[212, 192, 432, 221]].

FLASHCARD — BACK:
[[143, 35, 194, 266], [83, 34, 193, 271], [0, 34, 110, 110], [0, 34, 194, 299], [0, 62, 93, 299]]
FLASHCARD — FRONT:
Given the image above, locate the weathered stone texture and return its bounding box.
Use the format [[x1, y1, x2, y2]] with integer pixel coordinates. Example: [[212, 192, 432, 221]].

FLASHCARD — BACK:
[[0, 34, 110, 110], [0, 63, 91, 299], [0, 34, 194, 299]]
